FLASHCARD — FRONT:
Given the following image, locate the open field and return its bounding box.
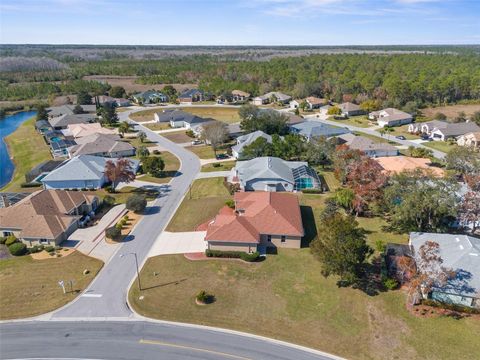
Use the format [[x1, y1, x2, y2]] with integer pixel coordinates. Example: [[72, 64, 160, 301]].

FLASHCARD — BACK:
[[143, 122, 171, 131], [161, 130, 193, 144], [165, 177, 231, 232], [200, 160, 236, 172], [130, 250, 480, 360], [0, 251, 103, 320], [83, 75, 196, 94], [1, 116, 52, 192], [130, 106, 240, 124], [422, 104, 480, 119]]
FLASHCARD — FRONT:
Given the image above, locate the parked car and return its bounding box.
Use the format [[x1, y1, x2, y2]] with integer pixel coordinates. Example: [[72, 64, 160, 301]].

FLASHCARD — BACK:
[[421, 134, 430, 140], [216, 153, 229, 160], [395, 135, 406, 140], [191, 139, 202, 145]]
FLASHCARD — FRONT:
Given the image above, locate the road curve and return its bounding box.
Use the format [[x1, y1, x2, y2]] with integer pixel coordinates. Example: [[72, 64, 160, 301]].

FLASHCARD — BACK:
[[52, 109, 201, 318], [0, 321, 342, 360]]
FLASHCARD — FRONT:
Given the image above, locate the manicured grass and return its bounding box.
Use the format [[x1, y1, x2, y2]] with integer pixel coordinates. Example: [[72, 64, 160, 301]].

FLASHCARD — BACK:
[[124, 137, 157, 148], [200, 160, 236, 172], [319, 170, 341, 191], [161, 130, 193, 144], [185, 145, 217, 159], [130, 108, 163, 122], [143, 122, 171, 131], [166, 177, 231, 232], [92, 186, 160, 204], [353, 131, 399, 145], [130, 250, 480, 360], [0, 251, 103, 320], [384, 125, 418, 140], [1, 116, 52, 192], [137, 151, 180, 184], [329, 115, 372, 128], [423, 141, 458, 154]]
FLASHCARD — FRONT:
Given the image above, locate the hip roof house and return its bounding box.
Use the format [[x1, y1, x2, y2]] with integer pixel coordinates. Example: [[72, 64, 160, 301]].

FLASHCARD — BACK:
[[231, 130, 273, 159], [68, 134, 135, 158], [289, 121, 350, 142], [337, 134, 398, 157], [369, 108, 413, 127], [49, 113, 96, 130]]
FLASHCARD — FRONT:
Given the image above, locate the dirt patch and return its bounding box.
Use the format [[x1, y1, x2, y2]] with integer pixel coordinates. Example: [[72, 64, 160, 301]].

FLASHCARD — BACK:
[[31, 248, 74, 260], [422, 104, 480, 119], [82, 75, 196, 94]]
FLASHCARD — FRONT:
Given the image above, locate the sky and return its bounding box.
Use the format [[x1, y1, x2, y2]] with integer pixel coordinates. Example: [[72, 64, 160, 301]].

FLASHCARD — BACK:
[[0, 0, 479, 45]]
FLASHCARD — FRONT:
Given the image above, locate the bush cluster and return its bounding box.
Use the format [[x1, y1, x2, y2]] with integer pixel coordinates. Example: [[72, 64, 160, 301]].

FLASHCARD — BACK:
[[205, 249, 260, 262], [8, 242, 27, 256], [301, 188, 323, 194], [422, 299, 480, 314], [126, 194, 147, 213], [196, 290, 215, 304], [382, 277, 399, 290], [106, 226, 121, 239], [20, 182, 42, 188], [5, 235, 18, 246], [29, 245, 45, 253]]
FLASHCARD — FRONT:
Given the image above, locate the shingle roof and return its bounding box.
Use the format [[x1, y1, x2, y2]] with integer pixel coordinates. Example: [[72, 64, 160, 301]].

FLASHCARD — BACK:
[[155, 109, 206, 125], [290, 121, 350, 139], [306, 96, 326, 105], [68, 134, 134, 157], [434, 122, 480, 137], [263, 91, 292, 101], [65, 123, 117, 138], [232, 90, 250, 97], [339, 102, 360, 112], [232, 130, 272, 155], [179, 89, 203, 98], [49, 114, 96, 128], [205, 192, 304, 243], [410, 232, 480, 298], [344, 135, 398, 153], [374, 156, 445, 177], [371, 108, 412, 123], [47, 105, 96, 117], [0, 190, 96, 240]]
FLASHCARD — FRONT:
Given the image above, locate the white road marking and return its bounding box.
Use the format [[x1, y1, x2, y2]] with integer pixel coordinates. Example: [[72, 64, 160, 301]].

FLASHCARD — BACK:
[[81, 293, 103, 298]]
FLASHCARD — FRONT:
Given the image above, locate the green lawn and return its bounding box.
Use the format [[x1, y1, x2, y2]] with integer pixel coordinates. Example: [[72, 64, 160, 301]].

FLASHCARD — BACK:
[[352, 131, 399, 145], [319, 170, 341, 191], [185, 145, 217, 159], [137, 151, 181, 184], [329, 115, 372, 128], [144, 122, 171, 131], [423, 141, 459, 154], [200, 160, 236, 172], [165, 177, 231, 232], [1, 116, 52, 192], [130, 108, 163, 122], [384, 125, 418, 140], [125, 137, 157, 149], [130, 250, 480, 360], [92, 186, 160, 204], [0, 251, 103, 320]]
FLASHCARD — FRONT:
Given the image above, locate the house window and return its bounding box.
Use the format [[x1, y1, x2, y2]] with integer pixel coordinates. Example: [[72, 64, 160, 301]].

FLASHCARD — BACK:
[[267, 235, 272, 242], [281, 236, 286, 243], [39, 239, 49, 245]]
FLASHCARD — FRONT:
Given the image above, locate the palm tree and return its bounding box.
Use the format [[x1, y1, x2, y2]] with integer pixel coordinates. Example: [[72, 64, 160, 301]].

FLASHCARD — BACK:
[[118, 121, 131, 136], [138, 131, 147, 143]]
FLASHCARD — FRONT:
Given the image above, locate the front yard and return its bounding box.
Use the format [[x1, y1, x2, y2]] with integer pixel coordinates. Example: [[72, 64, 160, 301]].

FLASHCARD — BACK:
[[165, 177, 231, 232], [329, 115, 373, 128], [0, 251, 103, 319], [200, 160, 236, 172], [423, 140, 459, 154], [161, 130, 193, 144], [92, 186, 160, 204], [185, 145, 217, 159]]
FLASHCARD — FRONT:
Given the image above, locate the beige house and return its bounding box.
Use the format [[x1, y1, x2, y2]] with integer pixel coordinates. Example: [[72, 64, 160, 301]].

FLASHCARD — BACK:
[[457, 132, 480, 149], [63, 123, 117, 139], [204, 192, 304, 253], [0, 190, 98, 246]]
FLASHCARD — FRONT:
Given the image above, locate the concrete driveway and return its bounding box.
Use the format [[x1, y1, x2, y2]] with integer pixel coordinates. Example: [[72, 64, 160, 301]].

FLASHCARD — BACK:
[[148, 231, 207, 257]]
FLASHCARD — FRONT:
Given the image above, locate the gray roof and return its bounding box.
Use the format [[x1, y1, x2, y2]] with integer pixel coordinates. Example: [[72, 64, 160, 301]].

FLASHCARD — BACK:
[[410, 232, 480, 298], [370, 108, 412, 123], [235, 157, 308, 187], [68, 134, 134, 157], [434, 122, 480, 137], [339, 102, 361, 112], [179, 89, 203, 98], [232, 130, 272, 155], [263, 91, 292, 102], [156, 109, 206, 125], [49, 113, 96, 128], [133, 90, 165, 100], [290, 121, 350, 140], [47, 105, 96, 117], [342, 135, 398, 154], [41, 155, 139, 183]]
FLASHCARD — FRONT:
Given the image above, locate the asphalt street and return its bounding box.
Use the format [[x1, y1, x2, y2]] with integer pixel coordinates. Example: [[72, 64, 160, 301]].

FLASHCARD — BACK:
[[0, 321, 341, 360]]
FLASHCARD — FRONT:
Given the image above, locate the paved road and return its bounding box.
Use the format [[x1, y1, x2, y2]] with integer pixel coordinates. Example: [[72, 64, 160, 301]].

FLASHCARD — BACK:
[[304, 115, 447, 159], [0, 321, 341, 360], [52, 109, 201, 318]]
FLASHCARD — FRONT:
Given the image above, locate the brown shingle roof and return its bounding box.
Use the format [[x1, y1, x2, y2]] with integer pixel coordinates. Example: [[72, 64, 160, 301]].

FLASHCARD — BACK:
[[0, 190, 96, 240], [205, 192, 304, 243], [374, 156, 445, 177]]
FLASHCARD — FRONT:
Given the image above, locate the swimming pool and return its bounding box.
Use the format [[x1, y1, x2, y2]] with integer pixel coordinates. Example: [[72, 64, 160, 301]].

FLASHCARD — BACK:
[[50, 136, 62, 142]]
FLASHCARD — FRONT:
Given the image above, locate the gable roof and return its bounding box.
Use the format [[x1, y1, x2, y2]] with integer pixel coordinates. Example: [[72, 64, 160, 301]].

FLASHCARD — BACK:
[[64, 123, 117, 138], [371, 108, 412, 122], [235, 157, 307, 186], [339, 102, 360, 112], [179, 89, 203, 98], [68, 133, 134, 157], [306, 96, 326, 105], [0, 190, 96, 240], [433, 122, 480, 137], [205, 192, 304, 243], [232, 130, 272, 155], [232, 90, 250, 97], [263, 91, 292, 101], [47, 105, 96, 117], [49, 113, 96, 128], [410, 232, 480, 298], [155, 109, 206, 125]]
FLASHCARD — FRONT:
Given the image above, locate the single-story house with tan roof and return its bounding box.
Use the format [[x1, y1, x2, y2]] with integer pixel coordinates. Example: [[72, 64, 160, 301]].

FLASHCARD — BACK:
[[337, 134, 398, 157], [374, 156, 445, 177], [204, 192, 304, 253], [68, 133, 136, 158], [62, 123, 117, 139], [369, 108, 413, 127], [457, 132, 480, 149], [0, 190, 98, 246], [231, 90, 250, 102], [339, 102, 365, 117]]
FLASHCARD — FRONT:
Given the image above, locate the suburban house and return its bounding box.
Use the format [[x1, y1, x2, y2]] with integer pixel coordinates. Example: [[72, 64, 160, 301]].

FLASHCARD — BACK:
[[47, 104, 97, 118], [95, 95, 131, 107], [178, 89, 204, 104], [132, 90, 167, 104], [409, 232, 480, 308], [203, 192, 304, 253], [160, 109, 210, 129], [305, 96, 327, 109], [41, 155, 139, 190], [49, 113, 96, 130], [289, 100, 302, 109], [231, 130, 273, 159], [231, 90, 250, 102], [369, 108, 413, 127], [62, 123, 117, 139], [408, 120, 446, 135], [339, 102, 364, 117], [25, 160, 65, 184], [337, 133, 399, 157], [35, 120, 53, 134], [429, 122, 480, 142], [289, 121, 350, 142], [0, 190, 98, 246], [374, 156, 445, 177], [68, 134, 136, 158], [252, 92, 291, 106], [457, 132, 480, 149], [229, 156, 322, 192]]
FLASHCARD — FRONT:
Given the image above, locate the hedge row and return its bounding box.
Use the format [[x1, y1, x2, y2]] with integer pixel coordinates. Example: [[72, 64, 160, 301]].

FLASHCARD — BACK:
[[422, 299, 480, 314], [205, 249, 260, 262]]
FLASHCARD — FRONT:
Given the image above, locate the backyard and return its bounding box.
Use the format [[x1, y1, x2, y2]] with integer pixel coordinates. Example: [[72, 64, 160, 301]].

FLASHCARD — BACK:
[[0, 251, 103, 319], [1, 116, 52, 192], [165, 177, 231, 232]]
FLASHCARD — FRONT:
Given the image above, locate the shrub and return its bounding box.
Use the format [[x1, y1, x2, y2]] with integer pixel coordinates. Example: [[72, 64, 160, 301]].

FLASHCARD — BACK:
[[44, 246, 55, 253], [29, 245, 42, 253], [205, 249, 259, 262], [8, 242, 27, 256], [225, 199, 235, 209], [152, 149, 161, 155], [126, 194, 147, 213], [5, 235, 18, 246], [20, 182, 42, 188], [115, 223, 123, 230], [103, 195, 115, 206], [0, 237, 6, 244], [301, 188, 322, 194], [123, 215, 129, 221], [375, 239, 386, 253], [383, 277, 399, 290], [106, 226, 121, 239], [185, 129, 195, 138], [422, 299, 480, 314], [120, 219, 127, 226], [196, 290, 214, 304], [212, 162, 221, 168], [104, 185, 114, 193]]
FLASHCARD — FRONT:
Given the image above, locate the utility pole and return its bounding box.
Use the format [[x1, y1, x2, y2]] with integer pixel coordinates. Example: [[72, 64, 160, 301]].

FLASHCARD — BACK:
[[120, 252, 142, 291]]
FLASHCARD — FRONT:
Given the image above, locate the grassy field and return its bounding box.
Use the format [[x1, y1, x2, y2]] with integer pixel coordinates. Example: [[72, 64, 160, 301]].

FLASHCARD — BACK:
[[423, 141, 459, 154], [1, 116, 52, 192], [161, 130, 193, 144], [130, 106, 240, 124], [143, 122, 171, 131], [329, 115, 373, 128], [130, 250, 480, 360], [185, 145, 217, 159], [200, 160, 236, 172], [422, 104, 480, 119], [0, 251, 103, 320], [165, 177, 231, 232]]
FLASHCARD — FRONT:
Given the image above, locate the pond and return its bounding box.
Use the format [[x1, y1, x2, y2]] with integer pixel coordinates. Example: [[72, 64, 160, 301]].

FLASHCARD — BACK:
[[0, 111, 37, 189]]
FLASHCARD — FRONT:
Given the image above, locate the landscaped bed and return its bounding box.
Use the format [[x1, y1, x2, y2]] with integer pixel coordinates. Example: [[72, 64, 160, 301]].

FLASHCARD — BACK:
[[0, 251, 103, 319]]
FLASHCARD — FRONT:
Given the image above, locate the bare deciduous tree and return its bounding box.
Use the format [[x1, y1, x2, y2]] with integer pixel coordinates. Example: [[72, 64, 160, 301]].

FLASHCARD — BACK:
[[104, 158, 136, 192], [200, 121, 229, 156]]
